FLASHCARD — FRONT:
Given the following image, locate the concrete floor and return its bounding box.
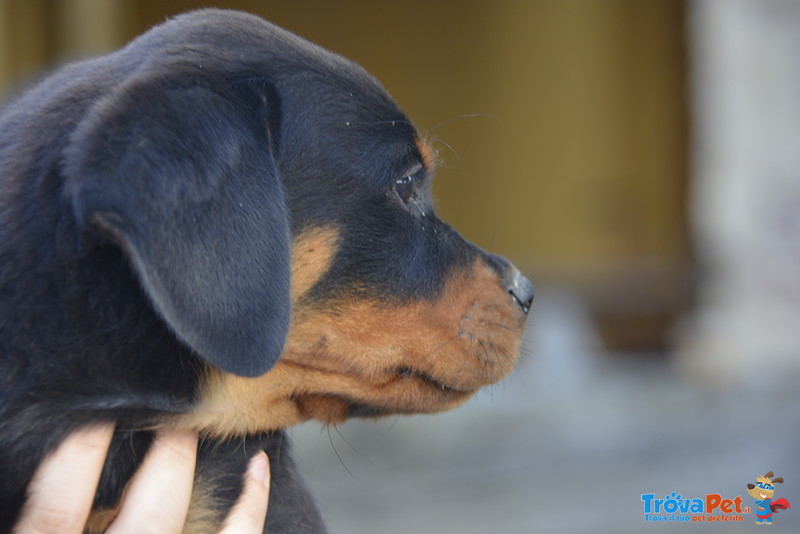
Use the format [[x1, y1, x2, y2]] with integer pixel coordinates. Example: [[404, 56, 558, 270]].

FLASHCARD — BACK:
[[290, 287, 800, 533]]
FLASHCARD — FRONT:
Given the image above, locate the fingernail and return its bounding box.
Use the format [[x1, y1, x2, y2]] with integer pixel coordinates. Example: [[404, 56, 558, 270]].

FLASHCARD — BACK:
[[247, 451, 269, 487]]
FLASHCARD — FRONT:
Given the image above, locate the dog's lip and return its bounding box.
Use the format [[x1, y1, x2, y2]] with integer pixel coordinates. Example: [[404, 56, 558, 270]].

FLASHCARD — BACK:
[[290, 364, 476, 420], [282, 359, 476, 396], [393, 366, 472, 395], [348, 367, 474, 416]]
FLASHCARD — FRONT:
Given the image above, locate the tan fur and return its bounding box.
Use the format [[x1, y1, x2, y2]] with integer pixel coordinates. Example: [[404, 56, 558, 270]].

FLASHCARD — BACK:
[[85, 509, 119, 533], [181, 474, 223, 534], [416, 137, 437, 171], [289, 226, 339, 302], [84, 482, 129, 533], [179, 255, 524, 438]]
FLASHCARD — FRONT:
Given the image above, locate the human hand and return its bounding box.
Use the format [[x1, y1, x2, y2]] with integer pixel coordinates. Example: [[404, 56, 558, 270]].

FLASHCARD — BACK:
[[14, 425, 269, 534]]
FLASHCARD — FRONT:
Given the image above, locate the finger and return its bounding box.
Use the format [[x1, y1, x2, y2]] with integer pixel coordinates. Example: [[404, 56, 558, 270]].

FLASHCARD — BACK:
[[15, 423, 115, 534], [106, 429, 198, 534], [218, 451, 271, 534]]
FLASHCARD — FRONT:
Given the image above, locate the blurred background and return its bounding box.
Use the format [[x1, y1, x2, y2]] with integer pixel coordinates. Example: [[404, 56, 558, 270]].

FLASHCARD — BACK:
[[1, 0, 799, 532]]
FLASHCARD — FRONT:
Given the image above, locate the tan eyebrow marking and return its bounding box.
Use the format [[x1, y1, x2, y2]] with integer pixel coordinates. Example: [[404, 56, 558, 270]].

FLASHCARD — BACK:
[[415, 137, 437, 171]]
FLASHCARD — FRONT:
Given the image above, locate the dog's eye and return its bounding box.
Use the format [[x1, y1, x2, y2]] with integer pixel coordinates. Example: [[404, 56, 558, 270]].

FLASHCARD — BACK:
[[395, 174, 416, 203]]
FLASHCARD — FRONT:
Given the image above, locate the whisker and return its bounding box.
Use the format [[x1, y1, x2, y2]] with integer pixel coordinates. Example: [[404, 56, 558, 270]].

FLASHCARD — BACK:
[[447, 332, 476, 387], [382, 415, 402, 446], [428, 113, 498, 134], [477, 340, 491, 365], [273, 429, 286, 463], [483, 320, 516, 332], [488, 340, 513, 366], [487, 228, 499, 255], [424, 331, 461, 359], [370, 119, 415, 128], [334, 424, 377, 467], [327, 425, 354, 478], [430, 137, 462, 166]]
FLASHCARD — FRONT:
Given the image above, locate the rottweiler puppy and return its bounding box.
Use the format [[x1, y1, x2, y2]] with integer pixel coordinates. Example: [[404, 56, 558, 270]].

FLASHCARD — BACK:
[[0, 9, 534, 533]]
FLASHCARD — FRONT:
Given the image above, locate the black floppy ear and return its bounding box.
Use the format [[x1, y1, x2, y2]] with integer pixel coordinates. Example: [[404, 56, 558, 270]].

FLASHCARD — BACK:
[[65, 73, 289, 378]]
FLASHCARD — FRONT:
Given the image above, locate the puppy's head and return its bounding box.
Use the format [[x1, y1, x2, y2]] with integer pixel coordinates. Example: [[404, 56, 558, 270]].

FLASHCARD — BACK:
[[270, 101, 533, 425], [65, 10, 533, 434]]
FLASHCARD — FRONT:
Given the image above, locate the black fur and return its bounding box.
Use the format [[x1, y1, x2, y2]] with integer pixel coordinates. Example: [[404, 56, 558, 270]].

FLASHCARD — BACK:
[[0, 9, 522, 533]]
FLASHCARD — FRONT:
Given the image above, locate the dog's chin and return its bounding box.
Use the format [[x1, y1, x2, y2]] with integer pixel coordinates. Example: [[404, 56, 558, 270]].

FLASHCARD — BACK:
[[292, 372, 477, 425], [294, 394, 475, 425], [180, 358, 483, 437]]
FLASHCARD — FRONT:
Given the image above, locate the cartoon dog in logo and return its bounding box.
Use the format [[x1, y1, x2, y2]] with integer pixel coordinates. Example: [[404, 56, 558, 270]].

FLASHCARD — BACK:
[[747, 471, 791, 525]]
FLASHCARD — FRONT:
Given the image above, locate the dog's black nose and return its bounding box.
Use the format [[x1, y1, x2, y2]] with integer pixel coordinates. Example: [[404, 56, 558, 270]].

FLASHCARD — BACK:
[[505, 269, 534, 314]]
